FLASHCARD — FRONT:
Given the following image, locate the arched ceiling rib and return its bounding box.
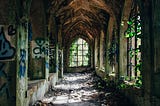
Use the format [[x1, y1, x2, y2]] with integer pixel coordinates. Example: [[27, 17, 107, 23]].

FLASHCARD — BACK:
[[48, 0, 124, 43], [64, 29, 94, 46], [64, 21, 99, 39]]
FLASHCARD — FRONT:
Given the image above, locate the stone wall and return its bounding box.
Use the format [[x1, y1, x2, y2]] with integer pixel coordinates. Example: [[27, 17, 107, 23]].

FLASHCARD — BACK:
[[0, 25, 17, 106], [28, 72, 58, 105]]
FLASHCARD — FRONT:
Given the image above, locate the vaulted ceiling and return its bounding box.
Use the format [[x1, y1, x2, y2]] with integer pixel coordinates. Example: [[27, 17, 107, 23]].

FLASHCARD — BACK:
[[48, 0, 124, 44]]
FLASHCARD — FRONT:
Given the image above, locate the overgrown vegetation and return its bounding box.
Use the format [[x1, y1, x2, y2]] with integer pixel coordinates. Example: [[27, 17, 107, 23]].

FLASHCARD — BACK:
[[94, 74, 134, 106], [124, 14, 142, 88], [108, 30, 118, 67]]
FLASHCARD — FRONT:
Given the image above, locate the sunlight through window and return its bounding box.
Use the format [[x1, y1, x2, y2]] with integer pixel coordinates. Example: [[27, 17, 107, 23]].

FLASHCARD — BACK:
[[69, 38, 90, 67]]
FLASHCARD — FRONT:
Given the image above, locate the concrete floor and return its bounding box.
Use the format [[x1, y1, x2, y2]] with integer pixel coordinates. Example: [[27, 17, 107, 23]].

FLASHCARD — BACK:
[[33, 72, 132, 106]]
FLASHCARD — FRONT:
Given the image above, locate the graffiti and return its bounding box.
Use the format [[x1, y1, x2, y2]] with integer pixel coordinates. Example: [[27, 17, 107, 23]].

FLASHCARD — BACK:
[[0, 63, 15, 100], [0, 27, 16, 60], [46, 42, 49, 56], [49, 46, 56, 73], [49, 46, 55, 64], [32, 38, 48, 59], [46, 62, 49, 69], [0, 25, 16, 102], [0, 63, 7, 78], [19, 49, 26, 78], [8, 25, 16, 36], [58, 50, 62, 71]]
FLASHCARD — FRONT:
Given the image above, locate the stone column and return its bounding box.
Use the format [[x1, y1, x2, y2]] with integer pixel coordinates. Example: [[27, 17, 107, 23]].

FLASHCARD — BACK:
[[141, 1, 153, 105], [55, 43, 59, 81], [119, 0, 132, 78], [16, 23, 28, 106], [94, 37, 98, 70], [99, 30, 105, 72], [61, 49, 64, 78], [152, 0, 160, 100]]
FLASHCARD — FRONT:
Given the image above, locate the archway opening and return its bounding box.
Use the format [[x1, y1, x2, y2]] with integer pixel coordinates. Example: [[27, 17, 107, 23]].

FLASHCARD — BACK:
[[69, 38, 90, 67]]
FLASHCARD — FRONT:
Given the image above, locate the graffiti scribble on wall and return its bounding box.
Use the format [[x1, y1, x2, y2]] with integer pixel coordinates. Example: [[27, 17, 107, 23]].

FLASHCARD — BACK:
[[0, 25, 16, 102], [0, 63, 15, 100], [0, 27, 16, 60], [19, 49, 26, 78], [49, 46, 56, 72], [49, 46, 55, 65], [32, 38, 48, 59], [8, 25, 16, 36], [46, 62, 49, 70]]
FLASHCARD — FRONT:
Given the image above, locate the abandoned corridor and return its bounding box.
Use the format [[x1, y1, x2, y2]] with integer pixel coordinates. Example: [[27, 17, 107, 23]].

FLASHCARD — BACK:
[[0, 0, 160, 106]]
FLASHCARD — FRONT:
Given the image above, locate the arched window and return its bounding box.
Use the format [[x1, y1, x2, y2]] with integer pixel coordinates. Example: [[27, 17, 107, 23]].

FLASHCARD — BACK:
[[69, 38, 90, 67], [125, 2, 142, 86]]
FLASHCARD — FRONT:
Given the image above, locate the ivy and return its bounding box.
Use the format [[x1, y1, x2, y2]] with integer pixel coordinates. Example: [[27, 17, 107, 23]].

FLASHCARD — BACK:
[[134, 76, 142, 88], [124, 14, 142, 88], [108, 41, 118, 66], [125, 16, 142, 39], [108, 29, 118, 66]]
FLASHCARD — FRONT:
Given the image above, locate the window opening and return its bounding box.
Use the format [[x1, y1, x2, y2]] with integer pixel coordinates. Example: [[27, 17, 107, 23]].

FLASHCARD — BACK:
[[69, 38, 90, 67], [125, 2, 142, 87]]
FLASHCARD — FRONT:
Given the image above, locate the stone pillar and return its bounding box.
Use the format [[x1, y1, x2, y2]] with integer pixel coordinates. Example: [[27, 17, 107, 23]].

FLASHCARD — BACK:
[[119, 0, 132, 77], [152, 0, 160, 99], [105, 18, 114, 75], [141, 1, 153, 105], [91, 42, 94, 69], [16, 23, 28, 106], [45, 37, 49, 79], [55, 43, 59, 81], [99, 30, 105, 72], [94, 37, 98, 70], [61, 49, 64, 78]]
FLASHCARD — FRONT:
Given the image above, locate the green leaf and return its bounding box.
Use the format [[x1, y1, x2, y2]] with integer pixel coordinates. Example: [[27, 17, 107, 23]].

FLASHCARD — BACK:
[[127, 21, 133, 25]]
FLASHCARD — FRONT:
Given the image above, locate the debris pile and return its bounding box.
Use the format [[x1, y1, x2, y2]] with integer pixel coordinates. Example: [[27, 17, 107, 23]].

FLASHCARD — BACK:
[[33, 71, 133, 106]]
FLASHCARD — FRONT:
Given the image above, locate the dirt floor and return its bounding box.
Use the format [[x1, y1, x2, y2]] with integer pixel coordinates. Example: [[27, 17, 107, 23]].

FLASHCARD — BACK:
[[33, 71, 133, 106]]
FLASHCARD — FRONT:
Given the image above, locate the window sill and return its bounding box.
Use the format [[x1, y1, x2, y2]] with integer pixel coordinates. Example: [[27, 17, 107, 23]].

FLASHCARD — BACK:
[[28, 79, 45, 90], [120, 80, 142, 96]]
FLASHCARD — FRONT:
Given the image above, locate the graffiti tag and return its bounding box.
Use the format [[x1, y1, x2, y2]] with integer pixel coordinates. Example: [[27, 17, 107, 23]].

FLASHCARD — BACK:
[[32, 38, 48, 59], [49, 46, 56, 70], [19, 49, 26, 78], [8, 25, 16, 36], [0, 27, 16, 60], [0, 63, 15, 100]]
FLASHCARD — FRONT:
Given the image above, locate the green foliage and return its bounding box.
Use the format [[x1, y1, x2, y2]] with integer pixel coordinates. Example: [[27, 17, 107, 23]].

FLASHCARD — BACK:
[[123, 14, 142, 88], [125, 17, 142, 38], [118, 83, 129, 89], [118, 76, 142, 89], [134, 76, 142, 88], [108, 40, 118, 66], [69, 38, 90, 67]]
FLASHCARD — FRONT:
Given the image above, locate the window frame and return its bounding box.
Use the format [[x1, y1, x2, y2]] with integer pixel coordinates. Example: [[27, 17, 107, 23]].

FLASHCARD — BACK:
[[69, 38, 90, 67], [126, 3, 142, 81]]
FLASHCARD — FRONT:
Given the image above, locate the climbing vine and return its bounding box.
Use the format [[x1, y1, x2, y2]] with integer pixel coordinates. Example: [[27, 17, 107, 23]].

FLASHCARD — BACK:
[[124, 4, 142, 88], [108, 40, 118, 66], [108, 30, 118, 66]]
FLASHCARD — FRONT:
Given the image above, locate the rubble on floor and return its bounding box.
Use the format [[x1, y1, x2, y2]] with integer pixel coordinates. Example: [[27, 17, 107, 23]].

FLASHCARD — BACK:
[[33, 71, 133, 106]]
